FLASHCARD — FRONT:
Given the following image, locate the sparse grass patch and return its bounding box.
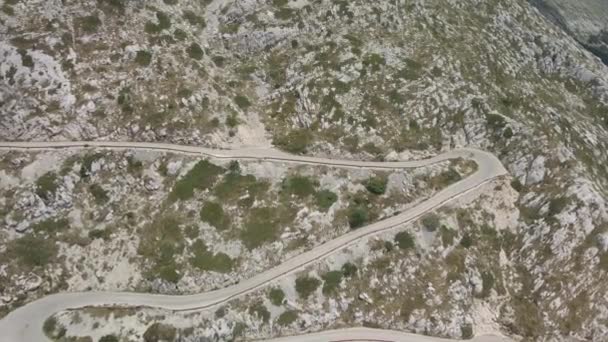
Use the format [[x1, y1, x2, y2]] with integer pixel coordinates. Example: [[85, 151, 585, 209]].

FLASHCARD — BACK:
[[295, 275, 321, 299]]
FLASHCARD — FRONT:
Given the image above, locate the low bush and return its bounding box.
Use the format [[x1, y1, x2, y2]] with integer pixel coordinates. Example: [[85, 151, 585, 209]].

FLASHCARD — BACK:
[[135, 50, 152, 66], [200, 202, 230, 231], [187, 42, 204, 60], [273, 129, 313, 154], [89, 183, 109, 204], [348, 206, 369, 229], [170, 160, 224, 201], [36, 172, 58, 200], [322, 270, 343, 295], [364, 176, 387, 195], [342, 262, 358, 277], [295, 275, 321, 299], [234, 95, 251, 110], [248, 301, 270, 323], [143, 323, 176, 342], [394, 231, 415, 250], [282, 175, 316, 198], [277, 310, 299, 326], [421, 213, 440, 232], [315, 189, 338, 211], [268, 288, 285, 306]]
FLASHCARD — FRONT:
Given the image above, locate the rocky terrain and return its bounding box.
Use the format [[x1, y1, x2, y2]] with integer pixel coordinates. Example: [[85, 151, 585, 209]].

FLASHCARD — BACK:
[[0, 148, 463, 319], [531, 0, 608, 64], [2, 0, 608, 341]]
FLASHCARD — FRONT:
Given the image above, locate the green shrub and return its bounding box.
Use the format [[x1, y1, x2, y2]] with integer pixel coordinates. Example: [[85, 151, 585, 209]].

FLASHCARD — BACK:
[[548, 197, 569, 217], [273, 129, 313, 154], [189, 239, 233, 273], [461, 324, 474, 339], [248, 301, 270, 323], [212, 55, 225, 67], [364, 176, 387, 195], [36, 172, 58, 200], [170, 160, 224, 201], [138, 215, 184, 283], [156, 11, 171, 30], [479, 271, 495, 298], [31, 217, 69, 236], [510, 178, 524, 192], [429, 168, 462, 189], [460, 232, 473, 248], [282, 175, 316, 198], [321, 270, 343, 295], [88, 228, 112, 241], [394, 231, 415, 250], [234, 95, 251, 110], [269, 288, 285, 306], [187, 43, 204, 60], [440, 225, 457, 247], [295, 275, 321, 299], [99, 335, 119, 342], [240, 207, 281, 249], [43, 316, 65, 339], [348, 206, 369, 229], [486, 113, 506, 130], [127, 156, 143, 176], [226, 113, 239, 127], [272, 0, 288, 6], [277, 310, 298, 326], [341, 262, 358, 277], [421, 213, 440, 232], [183, 10, 206, 27], [143, 323, 176, 342], [315, 189, 337, 211], [200, 202, 230, 230], [80, 15, 101, 33], [89, 183, 109, 204], [214, 173, 268, 204], [8, 233, 58, 268], [79, 153, 104, 178], [135, 50, 152, 66]]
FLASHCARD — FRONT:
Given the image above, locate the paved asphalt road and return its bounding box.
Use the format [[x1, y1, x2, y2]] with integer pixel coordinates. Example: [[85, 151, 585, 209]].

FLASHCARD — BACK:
[[0, 141, 509, 342]]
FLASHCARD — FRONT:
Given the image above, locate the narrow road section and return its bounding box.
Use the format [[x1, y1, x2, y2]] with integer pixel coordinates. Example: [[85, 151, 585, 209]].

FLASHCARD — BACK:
[[0, 141, 509, 342]]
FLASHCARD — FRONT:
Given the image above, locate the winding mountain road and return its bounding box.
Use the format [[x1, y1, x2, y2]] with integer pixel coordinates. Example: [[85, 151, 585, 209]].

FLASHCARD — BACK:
[[0, 141, 509, 342]]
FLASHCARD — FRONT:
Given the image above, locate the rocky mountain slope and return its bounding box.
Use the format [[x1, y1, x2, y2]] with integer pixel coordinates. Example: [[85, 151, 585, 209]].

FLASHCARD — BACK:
[[531, 0, 608, 64], [2, 0, 608, 341]]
